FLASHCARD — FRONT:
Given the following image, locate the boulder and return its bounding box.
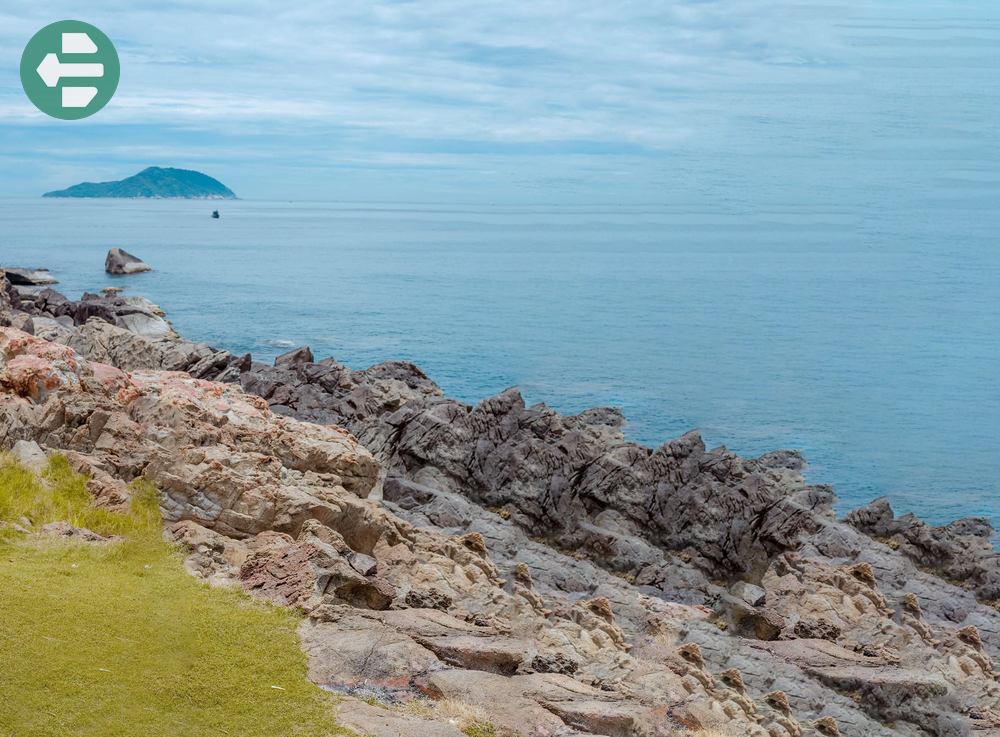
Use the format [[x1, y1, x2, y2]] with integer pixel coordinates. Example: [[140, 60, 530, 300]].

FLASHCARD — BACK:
[[275, 345, 314, 366], [115, 310, 172, 338], [11, 439, 47, 472], [2, 267, 58, 285], [105, 248, 151, 275]]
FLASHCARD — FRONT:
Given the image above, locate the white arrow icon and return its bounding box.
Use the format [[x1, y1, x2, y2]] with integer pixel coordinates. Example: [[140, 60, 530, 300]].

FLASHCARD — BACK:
[[36, 53, 104, 88], [35, 33, 105, 109]]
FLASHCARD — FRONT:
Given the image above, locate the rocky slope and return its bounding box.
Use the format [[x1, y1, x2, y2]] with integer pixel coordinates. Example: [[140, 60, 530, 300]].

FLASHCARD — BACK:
[[3, 276, 1000, 737]]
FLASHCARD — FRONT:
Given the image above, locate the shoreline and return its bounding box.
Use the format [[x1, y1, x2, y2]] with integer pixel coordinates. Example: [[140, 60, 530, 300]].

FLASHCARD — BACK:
[[4, 272, 1000, 736]]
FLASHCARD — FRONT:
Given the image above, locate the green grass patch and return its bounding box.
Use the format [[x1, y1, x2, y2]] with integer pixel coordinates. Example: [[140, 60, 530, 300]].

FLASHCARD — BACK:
[[0, 456, 353, 737], [463, 723, 499, 737], [0, 455, 161, 541]]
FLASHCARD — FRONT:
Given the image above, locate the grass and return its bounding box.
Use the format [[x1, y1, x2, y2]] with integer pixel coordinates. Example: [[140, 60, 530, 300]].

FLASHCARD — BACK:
[[0, 455, 353, 737], [462, 724, 498, 737], [0, 455, 161, 541]]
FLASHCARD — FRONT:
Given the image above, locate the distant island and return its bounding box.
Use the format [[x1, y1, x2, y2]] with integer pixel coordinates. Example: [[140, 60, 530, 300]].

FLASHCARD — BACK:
[[43, 167, 237, 199]]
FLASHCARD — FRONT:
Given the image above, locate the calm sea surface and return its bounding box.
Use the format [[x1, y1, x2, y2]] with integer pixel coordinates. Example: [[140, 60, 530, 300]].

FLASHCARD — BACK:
[[1, 198, 998, 526]]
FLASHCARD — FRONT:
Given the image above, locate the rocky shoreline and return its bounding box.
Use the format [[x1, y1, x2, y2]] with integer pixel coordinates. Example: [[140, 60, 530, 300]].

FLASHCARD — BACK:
[[2, 274, 1000, 737]]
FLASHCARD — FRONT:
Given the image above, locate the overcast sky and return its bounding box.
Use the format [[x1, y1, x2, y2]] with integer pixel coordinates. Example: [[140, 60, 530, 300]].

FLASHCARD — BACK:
[[0, 1, 996, 201]]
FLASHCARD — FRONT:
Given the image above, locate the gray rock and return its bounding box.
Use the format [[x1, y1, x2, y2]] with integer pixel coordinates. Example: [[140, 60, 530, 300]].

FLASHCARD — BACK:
[[12, 439, 47, 472], [39, 521, 113, 542], [347, 551, 378, 577], [731, 580, 766, 607], [105, 248, 151, 275], [29, 316, 74, 343], [274, 345, 314, 366], [1, 267, 58, 285], [9, 313, 33, 334], [115, 310, 173, 338]]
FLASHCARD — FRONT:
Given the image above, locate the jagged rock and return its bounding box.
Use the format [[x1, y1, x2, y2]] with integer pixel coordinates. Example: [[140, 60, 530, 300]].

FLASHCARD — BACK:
[[845, 497, 1000, 601], [105, 248, 151, 275]]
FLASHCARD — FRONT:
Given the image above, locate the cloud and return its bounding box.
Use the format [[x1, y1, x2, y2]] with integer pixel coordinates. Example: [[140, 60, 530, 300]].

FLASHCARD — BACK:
[[0, 0, 995, 200]]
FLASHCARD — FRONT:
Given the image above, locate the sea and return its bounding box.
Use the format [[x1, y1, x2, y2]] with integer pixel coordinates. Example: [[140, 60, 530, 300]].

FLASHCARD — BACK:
[[1, 197, 998, 528]]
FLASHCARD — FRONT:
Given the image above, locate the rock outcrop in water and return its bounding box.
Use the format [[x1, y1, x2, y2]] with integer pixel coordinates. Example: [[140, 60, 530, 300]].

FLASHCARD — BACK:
[[105, 248, 151, 275], [1, 267, 58, 286], [4, 274, 1000, 737]]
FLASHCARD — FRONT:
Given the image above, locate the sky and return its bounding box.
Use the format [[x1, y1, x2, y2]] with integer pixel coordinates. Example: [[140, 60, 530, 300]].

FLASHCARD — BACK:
[[0, 1, 997, 201]]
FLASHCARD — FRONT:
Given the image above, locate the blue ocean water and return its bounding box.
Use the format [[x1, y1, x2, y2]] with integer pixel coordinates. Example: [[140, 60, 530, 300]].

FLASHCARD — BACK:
[[1, 198, 998, 527]]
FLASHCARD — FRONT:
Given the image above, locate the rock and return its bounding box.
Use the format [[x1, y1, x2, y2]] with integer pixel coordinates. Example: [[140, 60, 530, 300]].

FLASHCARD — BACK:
[[123, 295, 166, 316], [38, 521, 113, 542], [413, 634, 527, 675], [844, 498, 895, 537], [416, 670, 672, 737], [0, 520, 31, 535], [731, 580, 766, 607], [274, 345, 314, 366], [414, 669, 582, 736], [115, 311, 172, 338], [348, 551, 378, 576], [794, 617, 842, 641], [718, 593, 785, 640], [104, 248, 151, 275], [404, 587, 453, 611], [1, 267, 58, 286], [845, 497, 1000, 601], [573, 406, 626, 429], [301, 615, 440, 687], [9, 314, 33, 335], [11, 439, 46, 472], [531, 652, 579, 675], [335, 698, 467, 737]]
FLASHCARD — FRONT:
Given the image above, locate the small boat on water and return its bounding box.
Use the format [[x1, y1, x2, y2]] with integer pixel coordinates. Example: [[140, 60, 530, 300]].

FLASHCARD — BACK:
[[211, 210, 220, 219]]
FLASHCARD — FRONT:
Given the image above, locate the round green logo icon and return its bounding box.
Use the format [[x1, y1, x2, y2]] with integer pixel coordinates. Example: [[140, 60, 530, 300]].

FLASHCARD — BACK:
[[20, 20, 120, 120]]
